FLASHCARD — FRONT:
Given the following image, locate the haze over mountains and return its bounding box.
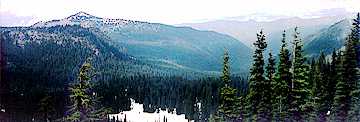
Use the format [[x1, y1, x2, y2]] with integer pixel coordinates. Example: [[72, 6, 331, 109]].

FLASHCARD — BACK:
[[179, 9, 354, 56]]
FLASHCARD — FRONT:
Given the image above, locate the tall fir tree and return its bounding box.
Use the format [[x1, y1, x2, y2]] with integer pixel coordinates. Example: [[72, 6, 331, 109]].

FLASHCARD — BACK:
[[313, 52, 330, 121], [218, 50, 239, 121], [288, 27, 310, 121], [246, 30, 270, 121], [272, 30, 292, 121], [266, 52, 276, 88], [66, 61, 94, 121], [354, 13, 360, 68], [328, 49, 338, 114], [332, 51, 349, 121], [306, 58, 317, 121], [348, 12, 360, 121], [65, 60, 109, 121], [265, 52, 276, 120]]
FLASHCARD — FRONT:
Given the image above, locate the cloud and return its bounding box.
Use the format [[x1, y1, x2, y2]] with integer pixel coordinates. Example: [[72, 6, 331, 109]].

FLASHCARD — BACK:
[[0, 11, 39, 27]]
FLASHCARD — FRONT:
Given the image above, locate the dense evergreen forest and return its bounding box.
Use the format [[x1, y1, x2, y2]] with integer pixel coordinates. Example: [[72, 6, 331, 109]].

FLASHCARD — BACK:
[[0, 13, 359, 122], [215, 13, 360, 121]]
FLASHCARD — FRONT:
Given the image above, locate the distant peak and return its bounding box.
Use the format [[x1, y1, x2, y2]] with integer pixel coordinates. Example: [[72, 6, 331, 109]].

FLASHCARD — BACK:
[[67, 11, 99, 20], [74, 11, 92, 17]]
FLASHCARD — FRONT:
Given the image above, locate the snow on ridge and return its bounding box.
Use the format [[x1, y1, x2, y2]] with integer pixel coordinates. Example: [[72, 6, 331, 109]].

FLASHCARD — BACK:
[[31, 12, 151, 28]]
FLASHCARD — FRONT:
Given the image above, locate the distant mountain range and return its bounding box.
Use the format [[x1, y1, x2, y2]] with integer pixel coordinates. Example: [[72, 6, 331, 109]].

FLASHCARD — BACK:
[[1, 12, 253, 77], [304, 19, 352, 57], [179, 10, 354, 56]]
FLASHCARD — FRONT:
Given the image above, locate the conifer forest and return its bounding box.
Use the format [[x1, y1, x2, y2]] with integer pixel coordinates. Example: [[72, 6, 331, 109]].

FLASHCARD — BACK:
[[0, 1, 359, 122]]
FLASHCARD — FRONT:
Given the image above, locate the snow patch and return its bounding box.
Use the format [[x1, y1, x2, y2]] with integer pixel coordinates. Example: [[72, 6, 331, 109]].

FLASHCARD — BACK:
[[108, 99, 193, 122]]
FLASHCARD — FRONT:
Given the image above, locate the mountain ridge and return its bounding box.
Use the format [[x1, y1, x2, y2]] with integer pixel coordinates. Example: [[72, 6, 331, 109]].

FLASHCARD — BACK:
[[4, 12, 253, 74]]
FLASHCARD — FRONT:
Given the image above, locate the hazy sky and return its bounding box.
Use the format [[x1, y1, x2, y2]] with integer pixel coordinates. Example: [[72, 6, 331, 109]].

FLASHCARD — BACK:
[[1, 0, 359, 26]]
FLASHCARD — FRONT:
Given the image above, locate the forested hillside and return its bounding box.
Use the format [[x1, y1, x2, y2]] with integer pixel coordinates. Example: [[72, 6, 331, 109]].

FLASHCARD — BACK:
[[32, 12, 252, 72], [304, 19, 352, 58], [0, 25, 215, 121]]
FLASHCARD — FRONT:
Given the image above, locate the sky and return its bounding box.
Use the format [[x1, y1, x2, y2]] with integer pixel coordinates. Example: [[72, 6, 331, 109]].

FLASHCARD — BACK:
[[1, 0, 360, 26]]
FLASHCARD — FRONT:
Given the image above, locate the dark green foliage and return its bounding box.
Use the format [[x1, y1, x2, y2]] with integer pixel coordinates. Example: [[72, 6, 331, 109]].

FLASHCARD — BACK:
[[328, 50, 339, 111], [218, 50, 242, 121], [305, 58, 317, 121], [288, 27, 310, 121], [65, 61, 108, 121], [348, 13, 360, 121], [222, 50, 231, 85], [312, 52, 331, 121], [263, 52, 275, 120], [272, 31, 292, 121], [332, 51, 349, 121], [332, 13, 360, 121], [266, 52, 276, 88], [246, 30, 271, 121]]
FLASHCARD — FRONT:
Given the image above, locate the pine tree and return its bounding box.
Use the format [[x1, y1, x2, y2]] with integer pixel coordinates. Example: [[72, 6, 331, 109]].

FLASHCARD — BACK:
[[65, 60, 109, 121], [265, 52, 275, 120], [218, 50, 239, 121], [313, 52, 330, 121], [328, 50, 338, 113], [246, 30, 269, 121], [332, 51, 349, 121], [273, 30, 291, 121], [348, 12, 360, 121], [222, 50, 231, 85], [266, 52, 276, 89], [288, 27, 310, 121], [66, 61, 93, 121], [306, 58, 317, 121], [354, 13, 360, 68]]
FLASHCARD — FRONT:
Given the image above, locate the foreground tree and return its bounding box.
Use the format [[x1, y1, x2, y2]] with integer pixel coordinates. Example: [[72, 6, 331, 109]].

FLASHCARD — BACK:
[[313, 52, 330, 121], [272, 31, 292, 121], [331, 51, 349, 121], [65, 60, 109, 121], [288, 27, 311, 121], [218, 50, 240, 121], [348, 12, 360, 121], [246, 30, 270, 121], [265, 52, 276, 120]]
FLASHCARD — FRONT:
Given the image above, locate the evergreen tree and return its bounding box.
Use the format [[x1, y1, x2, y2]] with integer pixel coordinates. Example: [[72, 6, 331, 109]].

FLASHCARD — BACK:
[[218, 50, 239, 121], [348, 12, 360, 121], [272, 30, 292, 121], [306, 58, 317, 121], [246, 30, 269, 121], [313, 52, 330, 121], [266, 52, 276, 89], [332, 51, 349, 121], [265, 52, 275, 120], [65, 60, 108, 121], [66, 61, 93, 121], [328, 50, 338, 113], [222, 50, 231, 85], [288, 27, 310, 121]]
